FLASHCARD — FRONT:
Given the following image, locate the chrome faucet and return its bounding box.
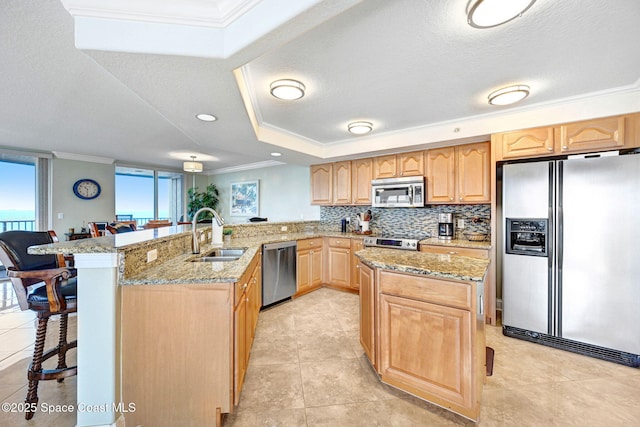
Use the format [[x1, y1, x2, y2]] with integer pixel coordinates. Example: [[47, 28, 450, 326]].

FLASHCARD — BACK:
[[192, 207, 224, 254]]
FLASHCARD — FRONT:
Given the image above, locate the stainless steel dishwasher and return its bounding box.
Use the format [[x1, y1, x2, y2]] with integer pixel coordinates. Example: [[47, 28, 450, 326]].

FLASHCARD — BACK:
[[262, 241, 297, 307]]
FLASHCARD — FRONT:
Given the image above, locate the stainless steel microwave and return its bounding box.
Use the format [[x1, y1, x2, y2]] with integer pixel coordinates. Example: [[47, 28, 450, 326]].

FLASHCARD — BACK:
[[371, 176, 425, 207]]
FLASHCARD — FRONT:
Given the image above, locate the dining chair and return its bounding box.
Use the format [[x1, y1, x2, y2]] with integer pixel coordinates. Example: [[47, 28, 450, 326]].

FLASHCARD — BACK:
[[106, 221, 137, 234], [0, 230, 77, 420], [87, 222, 107, 237], [143, 219, 172, 229]]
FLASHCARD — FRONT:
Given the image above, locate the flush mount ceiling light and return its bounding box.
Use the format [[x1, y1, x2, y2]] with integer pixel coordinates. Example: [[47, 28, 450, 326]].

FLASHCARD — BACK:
[[183, 155, 203, 173], [348, 121, 373, 135], [467, 0, 536, 29], [488, 85, 530, 106], [270, 79, 306, 100], [195, 113, 217, 122]]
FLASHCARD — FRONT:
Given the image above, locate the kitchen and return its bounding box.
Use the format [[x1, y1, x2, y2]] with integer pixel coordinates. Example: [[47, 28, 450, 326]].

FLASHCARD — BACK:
[[1, 0, 640, 426]]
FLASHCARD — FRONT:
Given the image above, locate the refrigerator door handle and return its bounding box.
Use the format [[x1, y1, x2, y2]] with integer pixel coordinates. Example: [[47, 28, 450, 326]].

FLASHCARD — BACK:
[[556, 161, 564, 336]]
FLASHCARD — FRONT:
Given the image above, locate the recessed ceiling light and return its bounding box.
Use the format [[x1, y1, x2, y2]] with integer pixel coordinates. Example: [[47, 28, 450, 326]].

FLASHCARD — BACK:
[[270, 152, 282, 157], [348, 121, 373, 135], [196, 113, 217, 122], [488, 85, 530, 106], [270, 79, 306, 100], [467, 0, 536, 29]]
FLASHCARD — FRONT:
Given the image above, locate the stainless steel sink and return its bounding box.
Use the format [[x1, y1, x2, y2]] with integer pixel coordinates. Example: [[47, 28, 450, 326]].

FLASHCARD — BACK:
[[189, 247, 247, 262]]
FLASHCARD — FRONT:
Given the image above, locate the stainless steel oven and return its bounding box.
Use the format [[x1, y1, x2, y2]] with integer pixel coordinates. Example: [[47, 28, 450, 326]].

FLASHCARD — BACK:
[[505, 218, 548, 257]]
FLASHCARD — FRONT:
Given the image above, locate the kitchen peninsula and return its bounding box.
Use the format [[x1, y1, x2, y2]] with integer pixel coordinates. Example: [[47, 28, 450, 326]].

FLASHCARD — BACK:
[[29, 221, 489, 426]]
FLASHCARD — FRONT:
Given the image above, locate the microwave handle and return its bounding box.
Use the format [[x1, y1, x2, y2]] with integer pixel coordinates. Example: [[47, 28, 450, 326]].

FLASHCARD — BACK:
[[410, 186, 414, 204]]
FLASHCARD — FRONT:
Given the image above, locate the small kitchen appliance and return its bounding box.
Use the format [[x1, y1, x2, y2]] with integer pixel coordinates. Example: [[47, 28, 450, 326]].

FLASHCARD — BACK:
[[437, 213, 454, 240]]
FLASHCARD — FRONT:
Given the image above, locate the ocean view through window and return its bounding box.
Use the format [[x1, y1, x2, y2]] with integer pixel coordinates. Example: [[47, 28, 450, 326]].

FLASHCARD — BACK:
[[0, 159, 36, 231]]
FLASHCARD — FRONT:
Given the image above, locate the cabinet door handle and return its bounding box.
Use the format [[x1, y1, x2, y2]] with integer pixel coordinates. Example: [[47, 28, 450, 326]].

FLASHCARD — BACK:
[[448, 251, 458, 255], [563, 145, 568, 149], [547, 147, 553, 151], [242, 283, 248, 289], [459, 197, 463, 201], [450, 197, 454, 201]]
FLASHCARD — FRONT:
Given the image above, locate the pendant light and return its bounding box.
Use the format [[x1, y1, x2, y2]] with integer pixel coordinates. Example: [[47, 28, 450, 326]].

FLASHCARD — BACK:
[[183, 156, 203, 173]]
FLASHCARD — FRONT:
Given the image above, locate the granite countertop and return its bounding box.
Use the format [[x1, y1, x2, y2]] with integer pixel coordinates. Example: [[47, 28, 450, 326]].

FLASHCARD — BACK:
[[419, 237, 491, 250], [356, 247, 489, 282], [28, 225, 487, 285]]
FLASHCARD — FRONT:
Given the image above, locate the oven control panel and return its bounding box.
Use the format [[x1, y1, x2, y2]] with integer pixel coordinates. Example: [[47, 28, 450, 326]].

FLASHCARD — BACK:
[[363, 236, 419, 251]]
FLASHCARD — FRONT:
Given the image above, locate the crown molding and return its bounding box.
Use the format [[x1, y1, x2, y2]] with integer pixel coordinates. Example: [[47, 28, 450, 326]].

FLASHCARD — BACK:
[[53, 151, 115, 164]]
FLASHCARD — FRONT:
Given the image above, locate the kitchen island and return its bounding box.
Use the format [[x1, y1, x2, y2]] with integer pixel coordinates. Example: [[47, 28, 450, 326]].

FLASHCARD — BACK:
[[29, 222, 489, 426], [356, 247, 489, 422]]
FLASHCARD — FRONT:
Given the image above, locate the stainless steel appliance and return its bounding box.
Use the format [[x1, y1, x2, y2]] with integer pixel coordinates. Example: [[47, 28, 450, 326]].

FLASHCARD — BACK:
[[501, 152, 640, 366], [371, 176, 425, 207], [262, 241, 297, 307], [363, 235, 421, 251], [437, 213, 454, 240]]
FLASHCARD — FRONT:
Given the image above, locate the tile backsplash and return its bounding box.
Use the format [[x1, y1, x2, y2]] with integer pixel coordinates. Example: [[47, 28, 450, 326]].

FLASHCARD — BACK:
[[320, 205, 491, 239]]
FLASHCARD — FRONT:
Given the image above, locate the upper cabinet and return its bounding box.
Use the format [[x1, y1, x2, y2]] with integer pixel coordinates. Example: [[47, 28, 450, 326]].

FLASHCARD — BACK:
[[351, 158, 373, 205], [559, 116, 624, 153], [373, 151, 424, 179], [312, 159, 372, 205], [333, 161, 352, 205], [495, 113, 640, 161], [310, 163, 332, 205], [426, 142, 490, 204]]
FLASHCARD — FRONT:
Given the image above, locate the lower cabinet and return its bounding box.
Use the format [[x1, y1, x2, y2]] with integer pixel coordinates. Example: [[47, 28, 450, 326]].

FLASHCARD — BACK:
[[350, 238, 364, 290], [369, 268, 485, 422], [296, 238, 323, 294], [325, 237, 351, 289], [121, 251, 262, 427], [358, 261, 375, 365]]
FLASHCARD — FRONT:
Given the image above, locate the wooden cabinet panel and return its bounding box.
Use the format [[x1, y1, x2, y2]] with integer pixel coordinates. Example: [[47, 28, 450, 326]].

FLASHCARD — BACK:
[[310, 163, 332, 205], [359, 261, 375, 364], [560, 116, 625, 153], [350, 239, 364, 290], [497, 127, 555, 159], [333, 161, 352, 205], [297, 238, 323, 293], [426, 147, 456, 203], [233, 293, 247, 406], [398, 151, 424, 177], [373, 155, 398, 179], [352, 158, 372, 205], [327, 246, 350, 288], [378, 293, 473, 410], [379, 270, 472, 310], [427, 143, 489, 204], [457, 142, 490, 203]]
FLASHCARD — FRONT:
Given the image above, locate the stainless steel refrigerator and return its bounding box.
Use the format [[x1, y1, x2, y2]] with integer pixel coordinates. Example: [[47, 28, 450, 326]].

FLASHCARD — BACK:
[[501, 152, 640, 366]]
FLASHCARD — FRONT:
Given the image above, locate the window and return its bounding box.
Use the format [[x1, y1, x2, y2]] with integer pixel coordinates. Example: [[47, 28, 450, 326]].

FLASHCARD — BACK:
[[115, 166, 184, 226], [0, 158, 36, 231]]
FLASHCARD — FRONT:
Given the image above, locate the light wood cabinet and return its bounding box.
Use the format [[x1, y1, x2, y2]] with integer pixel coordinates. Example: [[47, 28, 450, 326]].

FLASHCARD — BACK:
[[374, 151, 424, 179], [496, 126, 555, 159], [494, 113, 640, 160], [297, 238, 323, 294], [325, 237, 351, 289], [376, 269, 484, 421], [351, 158, 373, 205], [121, 251, 263, 427], [350, 238, 364, 290], [559, 116, 625, 153], [310, 163, 332, 205], [358, 261, 375, 365], [333, 161, 352, 205], [427, 142, 490, 204], [234, 251, 261, 405], [420, 244, 493, 324]]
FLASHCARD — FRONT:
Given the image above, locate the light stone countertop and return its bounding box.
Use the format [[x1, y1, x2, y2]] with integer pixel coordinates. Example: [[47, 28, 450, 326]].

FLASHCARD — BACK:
[[356, 247, 489, 283], [419, 237, 491, 250], [28, 225, 488, 285]]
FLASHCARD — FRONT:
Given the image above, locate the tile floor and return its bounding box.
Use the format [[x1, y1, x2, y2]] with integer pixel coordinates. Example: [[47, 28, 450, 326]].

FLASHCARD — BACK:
[[1, 281, 639, 426]]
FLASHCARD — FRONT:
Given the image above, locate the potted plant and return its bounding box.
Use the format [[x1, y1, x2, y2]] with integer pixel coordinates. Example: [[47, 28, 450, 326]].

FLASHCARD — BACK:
[[223, 228, 233, 242], [187, 183, 220, 221]]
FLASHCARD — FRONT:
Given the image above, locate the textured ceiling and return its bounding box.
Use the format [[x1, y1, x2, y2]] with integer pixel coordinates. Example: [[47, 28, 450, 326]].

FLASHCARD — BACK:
[[1, 0, 639, 173]]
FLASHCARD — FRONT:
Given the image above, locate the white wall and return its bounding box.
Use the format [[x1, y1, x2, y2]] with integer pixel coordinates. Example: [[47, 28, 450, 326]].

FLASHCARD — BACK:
[[50, 158, 115, 238], [210, 164, 320, 224]]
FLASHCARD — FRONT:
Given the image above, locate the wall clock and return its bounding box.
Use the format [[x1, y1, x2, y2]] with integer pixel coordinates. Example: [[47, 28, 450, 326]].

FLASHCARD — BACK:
[[73, 179, 101, 200]]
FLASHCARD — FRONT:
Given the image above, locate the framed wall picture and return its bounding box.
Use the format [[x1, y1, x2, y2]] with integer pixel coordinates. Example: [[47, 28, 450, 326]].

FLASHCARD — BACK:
[[230, 180, 259, 217]]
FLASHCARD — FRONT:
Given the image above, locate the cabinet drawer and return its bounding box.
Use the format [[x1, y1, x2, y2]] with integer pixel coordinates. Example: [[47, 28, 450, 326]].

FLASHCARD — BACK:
[[420, 245, 488, 259], [379, 270, 471, 310], [297, 238, 323, 250], [326, 237, 351, 248]]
